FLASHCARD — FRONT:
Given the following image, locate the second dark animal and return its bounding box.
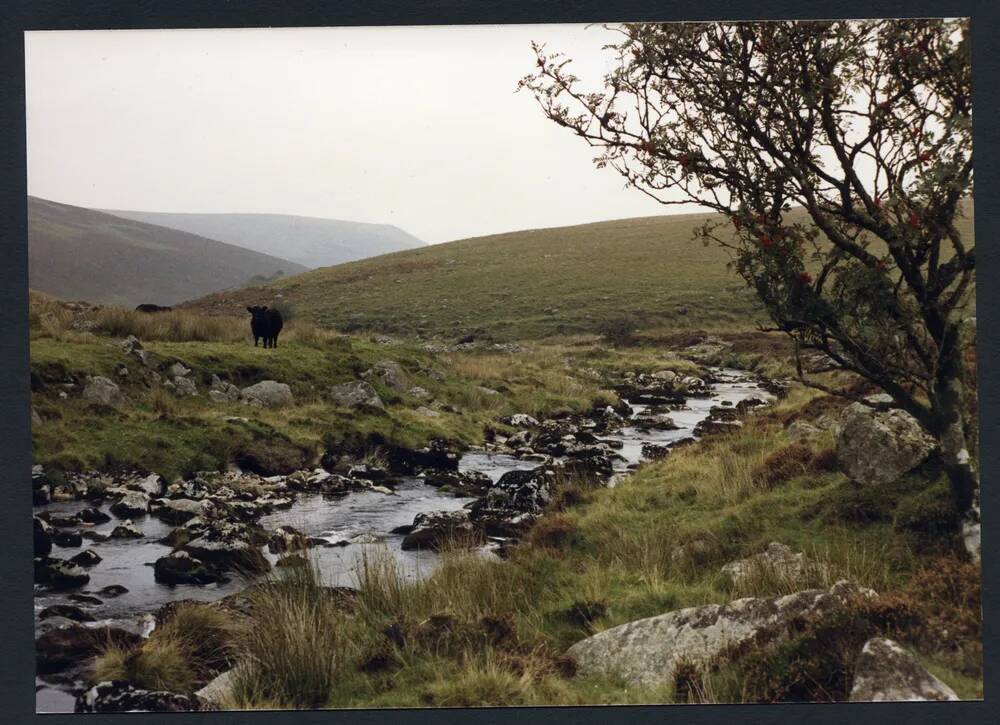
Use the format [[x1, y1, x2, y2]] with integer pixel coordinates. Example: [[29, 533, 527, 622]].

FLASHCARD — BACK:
[[247, 306, 284, 348], [135, 303, 172, 313]]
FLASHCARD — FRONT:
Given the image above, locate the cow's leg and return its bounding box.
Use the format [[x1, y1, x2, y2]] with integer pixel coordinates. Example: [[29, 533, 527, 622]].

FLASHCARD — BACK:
[[254, 336, 259, 347], [273, 335, 279, 349]]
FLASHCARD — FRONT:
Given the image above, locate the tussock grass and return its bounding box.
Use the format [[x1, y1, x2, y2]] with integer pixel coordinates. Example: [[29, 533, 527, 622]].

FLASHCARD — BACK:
[[93, 602, 235, 694]]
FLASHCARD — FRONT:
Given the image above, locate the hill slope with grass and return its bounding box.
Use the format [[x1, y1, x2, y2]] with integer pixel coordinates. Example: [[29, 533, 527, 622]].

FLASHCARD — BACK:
[[182, 211, 769, 340], [99, 208, 426, 270], [28, 197, 307, 307], [182, 201, 975, 342]]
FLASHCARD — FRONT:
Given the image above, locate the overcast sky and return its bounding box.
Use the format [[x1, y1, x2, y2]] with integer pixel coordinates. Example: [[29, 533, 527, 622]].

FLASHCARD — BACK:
[[25, 25, 691, 244]]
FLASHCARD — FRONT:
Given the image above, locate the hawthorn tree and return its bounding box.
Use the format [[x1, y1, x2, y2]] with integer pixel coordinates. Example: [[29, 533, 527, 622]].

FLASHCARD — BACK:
[[520, 19, 977, 516]]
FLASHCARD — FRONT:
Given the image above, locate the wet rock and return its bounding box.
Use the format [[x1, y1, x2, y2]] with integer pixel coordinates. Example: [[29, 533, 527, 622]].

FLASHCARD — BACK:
[[52, 530, 83, 548], [82, 376, 125, 408], [81, 530, 110, 543], [68, 593, 103, 605], [109, 491, 151, 519], [150, 498, 208, 525], [401, 510, 477, 551], [836, 402, 936, 485], [423, 469, 492, 497], [32, 466, 51, 505], [132, 473, 166, 497], [34, 516, 53, 556], [37, 627, 141, 674], [182, 520, 270, 573], [153, 551, 227, 586], [849, 637, 958, 702], [469, 466, 556, 537], [386, 438, 460, 473], [566, 580, 876, 687], [35, 556, 90, 589], [99, 584, 129, 598], [68, 549, 102, 568], [241, 380, 293, 408], [267, 525, 311, 554], [38, 604, 95, 622], [641, 443, 672, 460], [75, 681, 200, 713], [329, 380, 384, 410], [109, 520, 144, 539], [77, 507, 111, 525]]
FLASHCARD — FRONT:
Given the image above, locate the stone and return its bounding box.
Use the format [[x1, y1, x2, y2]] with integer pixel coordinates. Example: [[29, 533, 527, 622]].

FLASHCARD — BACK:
[[719, 542, 818, 589], [68, 549, 103, 568], [109, 520, 143, 539], [76, 681, 200, 713], [34, 556, 90, 590], [240, 380, 293, 408], [133, 473, 166, 497], [37, 627, 141, 674], [182, 520, 270, 573], [151, 498, 207, 525], [565, 580, 876, 687], [109, 491, 151, 518], [51, 529, 83, 548], [329, 380, 384, 410], [99, 585, 129, 597], [849, 637, 959, 702], [195, 667, 238, 709], [267, 525, 310, 554], [38, 604, 95, 623], [169, 376, 198, 397], [362, 360, 407, 390], [153, 551, 226, 586], [408, 386, 431, 400], [82, 376, 125, 408], [499, 413, 540, 428], [167, 362, 191, 378], [78, 507, 111, 524], [34, 516, 53, 556], [836, 402, 936, 485], [401, 510, 477, 550]]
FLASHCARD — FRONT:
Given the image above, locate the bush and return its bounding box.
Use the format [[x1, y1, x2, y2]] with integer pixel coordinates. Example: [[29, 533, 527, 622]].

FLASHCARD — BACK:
[[893, 478, 960, 551], [751, 442, 814, 488], [526, 514, 579, 549]]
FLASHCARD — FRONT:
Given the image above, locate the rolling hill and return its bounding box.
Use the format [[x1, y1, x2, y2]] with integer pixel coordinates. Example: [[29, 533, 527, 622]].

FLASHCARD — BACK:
[[28, 196, 308, 307], [181, 211, 769, 340], [181, 202, 976, 342], [98, 209, 426, 269]]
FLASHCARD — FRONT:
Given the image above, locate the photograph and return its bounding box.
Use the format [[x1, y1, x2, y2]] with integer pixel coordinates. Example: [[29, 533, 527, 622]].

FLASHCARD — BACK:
[[25, 17, 981, 713]]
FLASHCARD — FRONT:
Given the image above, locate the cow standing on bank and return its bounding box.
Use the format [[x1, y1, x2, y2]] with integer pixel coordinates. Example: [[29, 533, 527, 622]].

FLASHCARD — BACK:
[[246, 306, 284, 348]]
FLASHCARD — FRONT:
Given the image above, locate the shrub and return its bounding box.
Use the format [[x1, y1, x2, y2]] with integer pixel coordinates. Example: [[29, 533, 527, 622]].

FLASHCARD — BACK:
[[751, 442, 814, 488], [526, 514, 579, 549]]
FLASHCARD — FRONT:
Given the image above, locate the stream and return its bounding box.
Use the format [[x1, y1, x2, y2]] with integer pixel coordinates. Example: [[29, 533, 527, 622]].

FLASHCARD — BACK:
[[34, 367, 771, 712]]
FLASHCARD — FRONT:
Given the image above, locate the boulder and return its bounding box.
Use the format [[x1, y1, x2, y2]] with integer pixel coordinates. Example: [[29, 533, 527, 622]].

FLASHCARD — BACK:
[[34, 516, 53, 556], [34, 556, 90, 589], [329, 380, 384, 410], [52, 529, 83, 548], [82, 376, 125, 408], [209, 374, 242, 403], [151, 498, 207, 525], [849, 637, 959, 702], [153, 551, 227, 586], [38, 604, 95, 623], [133, 473, 166, 497], [267, 525, 311, 554], [362, 360, 407, 390], [68, 549, 102, 568], [109, 491, 151, 518], [195, 667, 239, 709], [99, 584, 129, 598], [169, 376, 198, 397], [109, 520, 144, 539], [836, 402, 936, 485], [565, 580, 876, 687], [182, 520, 270, 573], [167, 362, 191, 379], [241, 380, 293, 408], [401, 510, 477, 550], [78, 507, 111, 524], [719, 542, 819, 590], [37, 627, 141, 674], [76, 681, 200, 713], [423, 469, 492, 497], [499, 413, 540, 428]]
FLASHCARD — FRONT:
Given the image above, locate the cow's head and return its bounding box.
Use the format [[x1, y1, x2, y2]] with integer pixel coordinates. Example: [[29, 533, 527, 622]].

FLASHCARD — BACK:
[[246, 305, 268, 320]]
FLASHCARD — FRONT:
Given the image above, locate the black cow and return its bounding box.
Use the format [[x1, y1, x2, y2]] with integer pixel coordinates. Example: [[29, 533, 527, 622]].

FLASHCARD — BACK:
[[135, 303, 172, 313], [247, 306, 284, 348]]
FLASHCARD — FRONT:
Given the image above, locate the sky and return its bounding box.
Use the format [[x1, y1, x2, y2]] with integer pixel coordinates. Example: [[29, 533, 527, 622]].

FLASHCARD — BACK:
[[24, 24, 690, 245]]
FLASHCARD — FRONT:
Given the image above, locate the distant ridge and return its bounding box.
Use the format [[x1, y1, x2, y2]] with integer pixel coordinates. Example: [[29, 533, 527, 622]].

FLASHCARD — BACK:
[[28, 196, 307, 307], [98, 209, 427, 269]]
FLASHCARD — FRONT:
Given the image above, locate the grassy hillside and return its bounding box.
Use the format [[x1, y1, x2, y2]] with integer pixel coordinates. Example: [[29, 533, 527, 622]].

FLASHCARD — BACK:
[[183, 202, 975, 341], [99, 209, 426, 270], [182, 212, 768, 340], [28, 197, 307, 307]]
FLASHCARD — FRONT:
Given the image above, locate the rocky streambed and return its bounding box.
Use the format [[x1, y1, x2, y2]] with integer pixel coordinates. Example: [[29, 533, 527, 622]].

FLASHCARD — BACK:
[[34, 367, 775, 713]]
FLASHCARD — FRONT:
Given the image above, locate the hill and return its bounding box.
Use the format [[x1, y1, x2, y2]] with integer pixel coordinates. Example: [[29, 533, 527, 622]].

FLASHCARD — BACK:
[[28, 197, 307, 307], [181, 211, 769, 339], [98, 208, 426, 269], [182, 201, 975, 342]]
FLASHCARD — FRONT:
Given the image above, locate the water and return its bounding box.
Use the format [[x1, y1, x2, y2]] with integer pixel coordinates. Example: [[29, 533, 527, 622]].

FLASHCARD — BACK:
[[34, 367, 771, 712]]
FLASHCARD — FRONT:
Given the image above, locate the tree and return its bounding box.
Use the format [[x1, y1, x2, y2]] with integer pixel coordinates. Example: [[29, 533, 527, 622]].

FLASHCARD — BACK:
[[520, 19, 976, 516]]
